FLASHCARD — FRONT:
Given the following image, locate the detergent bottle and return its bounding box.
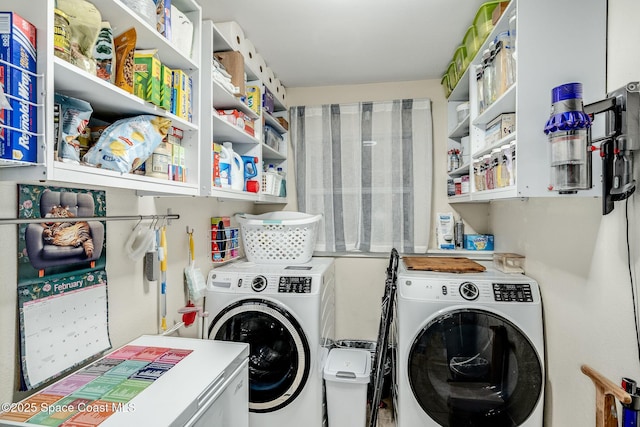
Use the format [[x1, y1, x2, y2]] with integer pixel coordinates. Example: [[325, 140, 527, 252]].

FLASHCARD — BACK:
[[230, 150, 244, 191], [242, 156, 259, 191], [219, 143, 233, 188]]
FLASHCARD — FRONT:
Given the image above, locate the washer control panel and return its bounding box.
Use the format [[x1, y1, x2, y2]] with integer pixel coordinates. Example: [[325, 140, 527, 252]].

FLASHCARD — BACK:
[[492, 283, 534, 302], [278, 276, 313, 293]]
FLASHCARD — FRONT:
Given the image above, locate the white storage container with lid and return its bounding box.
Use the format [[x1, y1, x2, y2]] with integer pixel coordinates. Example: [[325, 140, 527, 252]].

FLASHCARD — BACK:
[[456, 102, 470, 124], [324, 348, 371, 427]]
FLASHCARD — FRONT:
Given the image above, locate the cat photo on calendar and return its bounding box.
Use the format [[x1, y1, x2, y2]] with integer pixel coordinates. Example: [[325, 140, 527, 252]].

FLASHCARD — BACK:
[[19, 185, 106, 280], [42, 205, 95, 258]]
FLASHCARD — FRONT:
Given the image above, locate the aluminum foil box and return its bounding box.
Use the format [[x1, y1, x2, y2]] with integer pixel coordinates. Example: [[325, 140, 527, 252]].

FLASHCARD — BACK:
[[0, 12, 37, 163]]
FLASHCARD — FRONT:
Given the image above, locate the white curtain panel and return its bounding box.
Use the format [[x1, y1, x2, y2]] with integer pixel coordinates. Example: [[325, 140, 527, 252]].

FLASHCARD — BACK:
[[291, 99, 433, 254]]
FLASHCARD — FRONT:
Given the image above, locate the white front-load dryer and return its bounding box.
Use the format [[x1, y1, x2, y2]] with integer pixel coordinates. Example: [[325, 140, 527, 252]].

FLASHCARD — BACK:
[[204, 257, 335, 427], [394, 260, 545, 427]]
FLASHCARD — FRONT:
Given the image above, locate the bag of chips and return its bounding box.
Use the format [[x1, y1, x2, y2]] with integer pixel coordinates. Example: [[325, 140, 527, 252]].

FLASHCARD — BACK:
[[55, 93, 93, 164], [83, 115, 171, 173]]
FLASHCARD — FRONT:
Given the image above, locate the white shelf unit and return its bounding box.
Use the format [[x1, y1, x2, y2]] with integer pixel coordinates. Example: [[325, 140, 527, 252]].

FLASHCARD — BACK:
[[0, 0, 203, 196], [446, 0, 606, 204], [200, 20, 288, 203], [447, 101, 471, 198]]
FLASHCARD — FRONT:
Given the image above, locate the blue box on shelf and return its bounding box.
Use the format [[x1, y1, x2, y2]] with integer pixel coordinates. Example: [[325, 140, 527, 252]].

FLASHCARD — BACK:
[[464, 234, 494, 251]]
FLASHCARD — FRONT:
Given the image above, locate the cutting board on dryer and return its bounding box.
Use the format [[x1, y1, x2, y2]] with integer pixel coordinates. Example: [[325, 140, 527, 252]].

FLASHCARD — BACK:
[[403, 256, 486, 273]]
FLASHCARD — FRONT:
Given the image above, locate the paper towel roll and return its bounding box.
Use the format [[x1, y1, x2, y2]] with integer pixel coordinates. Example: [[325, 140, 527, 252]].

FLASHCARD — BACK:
[[273, 78, 282, 97], [254, 53, 268, 81], [240, 38, 256, 63], [264, 67, 275, 86], [278, 83, 287, 107], [215, 21, 244, 51]]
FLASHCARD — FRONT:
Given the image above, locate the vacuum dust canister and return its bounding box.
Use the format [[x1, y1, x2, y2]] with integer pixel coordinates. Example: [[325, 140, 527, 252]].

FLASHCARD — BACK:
[[544, 82, 592, 193]]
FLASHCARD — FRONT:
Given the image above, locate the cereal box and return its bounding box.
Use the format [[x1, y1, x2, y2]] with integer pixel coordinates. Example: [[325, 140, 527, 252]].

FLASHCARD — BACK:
[[134, 49, 161, 106], [0, 12, 37, 163]]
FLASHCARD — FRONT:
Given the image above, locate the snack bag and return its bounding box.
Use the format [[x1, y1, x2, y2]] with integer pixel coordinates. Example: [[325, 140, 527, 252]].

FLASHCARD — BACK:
[[55, 93, 93, 164], [83, 115, 171, 173], [114, 28, 137, 94], [94, 21, 115, 83], [57, 0, 102, 74]]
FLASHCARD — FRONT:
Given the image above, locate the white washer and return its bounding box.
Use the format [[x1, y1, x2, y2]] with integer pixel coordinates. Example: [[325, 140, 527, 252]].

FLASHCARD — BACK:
[[394, 260, 545, 427], [204, 257, 335, 427]]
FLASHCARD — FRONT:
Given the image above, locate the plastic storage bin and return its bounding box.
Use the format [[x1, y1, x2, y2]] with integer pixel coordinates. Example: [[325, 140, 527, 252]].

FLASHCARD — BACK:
[[324, 348, 371, 427], [441, 74, 451, 98], [453, 45, 468, 77], [447, 61, 458, 91], [493, 252, 525, 273], [473, 1, 502, 42], [463, 25, 481, 63], [236, 212, 321, 264]]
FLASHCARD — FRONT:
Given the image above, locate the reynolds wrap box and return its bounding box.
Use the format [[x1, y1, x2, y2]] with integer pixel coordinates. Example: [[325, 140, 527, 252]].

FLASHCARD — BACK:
[[0, 12, 37, 162]]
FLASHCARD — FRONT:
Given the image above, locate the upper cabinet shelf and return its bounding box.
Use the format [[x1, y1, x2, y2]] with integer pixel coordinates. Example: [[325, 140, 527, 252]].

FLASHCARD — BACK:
[[447, 0, 606, 204], [0, 0, 203, 196], [200, 20, 288, 204]]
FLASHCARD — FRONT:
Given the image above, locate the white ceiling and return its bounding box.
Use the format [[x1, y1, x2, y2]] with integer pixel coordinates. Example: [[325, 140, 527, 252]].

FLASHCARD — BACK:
[[198, 0, 489, 88]]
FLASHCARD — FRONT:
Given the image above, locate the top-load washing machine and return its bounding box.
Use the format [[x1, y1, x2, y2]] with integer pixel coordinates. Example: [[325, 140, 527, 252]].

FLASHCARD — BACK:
[[394, 259, 545, 427], [204, 257, 335, 427]]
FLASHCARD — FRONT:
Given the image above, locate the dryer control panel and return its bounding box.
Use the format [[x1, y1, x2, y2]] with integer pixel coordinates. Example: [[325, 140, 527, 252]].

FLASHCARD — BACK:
[[492, 283, 534, 302], [278, 277, 313, 293]]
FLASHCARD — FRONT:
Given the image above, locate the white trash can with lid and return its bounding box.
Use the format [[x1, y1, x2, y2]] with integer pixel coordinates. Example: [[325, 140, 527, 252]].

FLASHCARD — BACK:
[[323, 348, 371, 427]]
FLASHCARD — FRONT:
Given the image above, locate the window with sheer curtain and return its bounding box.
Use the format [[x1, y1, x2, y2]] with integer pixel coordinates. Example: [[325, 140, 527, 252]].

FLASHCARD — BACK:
[[290, 99, 433, 254]]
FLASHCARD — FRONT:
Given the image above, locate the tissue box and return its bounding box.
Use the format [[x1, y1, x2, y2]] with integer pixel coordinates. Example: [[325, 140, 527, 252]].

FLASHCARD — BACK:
[[464, 234, 494, 251]]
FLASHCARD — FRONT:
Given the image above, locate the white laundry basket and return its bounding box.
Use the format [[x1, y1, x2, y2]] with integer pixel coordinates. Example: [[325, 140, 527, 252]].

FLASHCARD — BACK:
[[235, 212, 321, 264]]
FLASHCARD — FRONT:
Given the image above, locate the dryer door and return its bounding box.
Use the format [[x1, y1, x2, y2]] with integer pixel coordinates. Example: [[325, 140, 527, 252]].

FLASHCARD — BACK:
[[208, 299, 310, 413], [408, 308, 543, 427]]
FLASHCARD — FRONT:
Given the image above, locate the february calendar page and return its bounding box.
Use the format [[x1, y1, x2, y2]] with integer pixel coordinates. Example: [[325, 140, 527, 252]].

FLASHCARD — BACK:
[[18, 271, 111, 389]]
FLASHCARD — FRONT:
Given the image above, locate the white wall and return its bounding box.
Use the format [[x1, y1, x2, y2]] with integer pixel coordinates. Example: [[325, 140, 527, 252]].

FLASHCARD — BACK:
[[489, 1, 640, 426]]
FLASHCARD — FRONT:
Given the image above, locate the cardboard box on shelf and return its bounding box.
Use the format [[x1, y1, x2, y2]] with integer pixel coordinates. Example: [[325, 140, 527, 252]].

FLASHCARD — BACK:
[[263, 87, 275, 114], [214, 50, 245, 96], [172, 69, 191, 121], [134, 49, 162, 106], [246, 85, 261, 114], [464, 234, 495, 251], [160, 64, 172, 110], [217, 109, 255, 136], [485, 113, 515, 146]]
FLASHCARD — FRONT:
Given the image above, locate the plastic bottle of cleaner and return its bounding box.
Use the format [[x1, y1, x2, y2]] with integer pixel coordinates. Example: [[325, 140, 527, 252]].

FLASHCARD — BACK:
[[219, 142, 233, 188], [231, 150, 244, 191]]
